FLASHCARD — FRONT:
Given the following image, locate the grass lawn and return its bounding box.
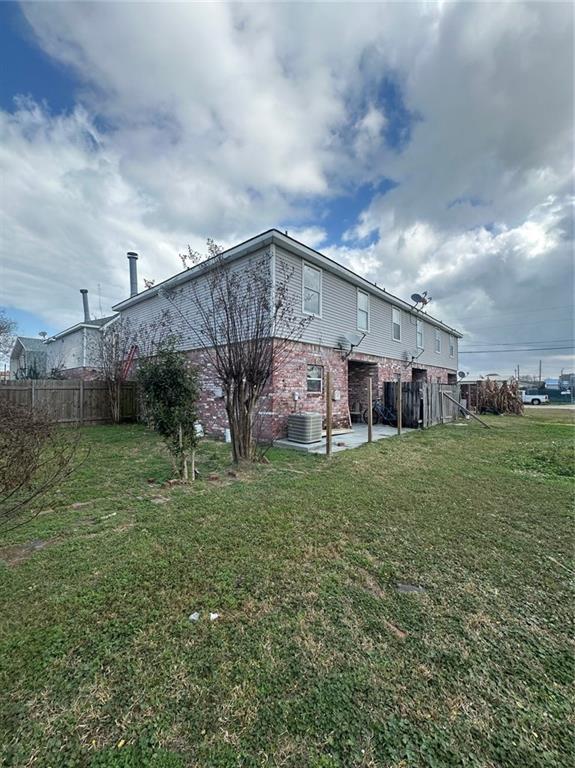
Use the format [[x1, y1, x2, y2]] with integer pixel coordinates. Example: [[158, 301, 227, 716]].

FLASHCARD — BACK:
[[1, 410, 573, 767]]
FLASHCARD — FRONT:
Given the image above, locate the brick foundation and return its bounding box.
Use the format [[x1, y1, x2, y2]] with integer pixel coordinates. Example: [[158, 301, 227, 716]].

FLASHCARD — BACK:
[[184, 342, 456, 441]]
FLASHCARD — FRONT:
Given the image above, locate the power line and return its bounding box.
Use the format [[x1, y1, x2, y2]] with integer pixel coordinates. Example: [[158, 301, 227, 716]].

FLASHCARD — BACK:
[[452, 303, 574, 323], [461, 345, 575, 354], [460, 338, 575, 347], [457, 317, 574, 332]]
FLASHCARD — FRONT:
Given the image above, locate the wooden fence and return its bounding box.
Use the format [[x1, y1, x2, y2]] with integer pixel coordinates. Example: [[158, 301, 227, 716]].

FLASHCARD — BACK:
[[0, 380, 138, 424], [379, 382, 461, 429]]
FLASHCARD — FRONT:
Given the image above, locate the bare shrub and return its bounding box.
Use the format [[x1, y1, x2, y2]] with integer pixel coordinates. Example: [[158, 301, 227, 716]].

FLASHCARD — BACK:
[[0, 401, 85, 533]]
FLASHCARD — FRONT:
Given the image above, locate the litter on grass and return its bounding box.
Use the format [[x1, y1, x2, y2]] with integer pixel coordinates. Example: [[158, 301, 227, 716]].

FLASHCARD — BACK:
[[395, 582, 426, 594], [188, 612, 200, 622]]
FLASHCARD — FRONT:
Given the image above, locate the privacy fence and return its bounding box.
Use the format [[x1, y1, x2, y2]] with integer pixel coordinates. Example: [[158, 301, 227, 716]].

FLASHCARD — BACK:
[[0, 380, 138, 424], [378, 382, 461, 429]]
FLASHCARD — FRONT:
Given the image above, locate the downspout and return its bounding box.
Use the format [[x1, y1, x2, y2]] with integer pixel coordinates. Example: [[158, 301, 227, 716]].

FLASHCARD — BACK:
[[269, 242, 277, 441], [82, 327, 87, 368]]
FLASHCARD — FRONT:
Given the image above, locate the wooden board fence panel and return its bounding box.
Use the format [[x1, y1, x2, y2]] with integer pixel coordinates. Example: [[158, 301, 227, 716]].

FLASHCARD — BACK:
[[376, 382, 461, 429], [0, 380, 138, 424]]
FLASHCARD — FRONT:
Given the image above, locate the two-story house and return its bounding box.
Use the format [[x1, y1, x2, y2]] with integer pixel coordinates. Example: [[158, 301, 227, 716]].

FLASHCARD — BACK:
[[45, 289, 117, 379], [113, 229, 462, 439]]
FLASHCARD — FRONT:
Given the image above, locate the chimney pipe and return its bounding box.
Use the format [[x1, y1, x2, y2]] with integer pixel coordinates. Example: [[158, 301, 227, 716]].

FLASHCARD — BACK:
[[80, 289, 90, 323], [127, 251, 138, 297]]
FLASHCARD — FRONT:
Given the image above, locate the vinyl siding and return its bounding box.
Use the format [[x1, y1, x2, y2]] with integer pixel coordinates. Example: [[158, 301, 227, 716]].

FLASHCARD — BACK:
[[118, 248, 272, 351], [46, 328, 101, 371], [116, 243, 458, 371], [275, 246, 458, 370]]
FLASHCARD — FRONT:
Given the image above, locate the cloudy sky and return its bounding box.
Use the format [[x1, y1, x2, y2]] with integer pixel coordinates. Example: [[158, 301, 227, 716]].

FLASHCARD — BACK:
[[0, 1, 573, 377]]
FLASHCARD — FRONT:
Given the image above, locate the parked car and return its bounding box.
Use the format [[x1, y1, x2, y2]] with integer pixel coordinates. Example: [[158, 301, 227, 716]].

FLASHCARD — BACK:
[[521, 391, 549, 405]]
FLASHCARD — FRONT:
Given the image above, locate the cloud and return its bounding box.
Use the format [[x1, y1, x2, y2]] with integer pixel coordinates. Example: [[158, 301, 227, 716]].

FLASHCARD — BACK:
[[1, 1, 573, 376]]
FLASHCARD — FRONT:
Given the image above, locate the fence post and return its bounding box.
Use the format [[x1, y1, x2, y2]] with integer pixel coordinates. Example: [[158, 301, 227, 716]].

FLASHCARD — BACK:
[[439, 384, 444, 424], [367, 376, 373, 443], [31, 379, 35, 410], [79, 379, 84, 425], [396, 373, 402, 435], [325, 370, 332, 458]]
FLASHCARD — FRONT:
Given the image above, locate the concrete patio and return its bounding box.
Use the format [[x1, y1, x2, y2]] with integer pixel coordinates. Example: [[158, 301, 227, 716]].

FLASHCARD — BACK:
[[274, 423, 415, 454]]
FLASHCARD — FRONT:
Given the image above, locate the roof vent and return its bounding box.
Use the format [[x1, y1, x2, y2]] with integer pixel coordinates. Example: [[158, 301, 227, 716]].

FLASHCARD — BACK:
[[127, 252, 138, 297], [80, 289, 90, 322]]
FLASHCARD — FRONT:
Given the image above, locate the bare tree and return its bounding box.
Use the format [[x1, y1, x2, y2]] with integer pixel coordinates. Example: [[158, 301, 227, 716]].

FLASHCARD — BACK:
[[163, 243, 309, 463], [0, 401, 86, 533], [96, 312, 174, 422], [0, 309, 16, 358]]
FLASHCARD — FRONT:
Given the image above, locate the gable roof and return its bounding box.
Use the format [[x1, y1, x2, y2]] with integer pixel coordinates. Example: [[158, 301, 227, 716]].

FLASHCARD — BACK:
[[11, 336, 47, 355], [112, 229, 463, 338], [46, 315, 117, 342]]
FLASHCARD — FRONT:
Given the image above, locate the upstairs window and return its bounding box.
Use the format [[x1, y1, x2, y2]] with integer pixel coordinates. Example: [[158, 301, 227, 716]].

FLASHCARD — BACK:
[[392, 307, 401, 341], [449, 336, 455, 358], [435, 329, 441, 353], [303, 263, 321, 316], [416, 319, 424, 349], [357, 290, 369, 332], [306, 364, 323, 393]]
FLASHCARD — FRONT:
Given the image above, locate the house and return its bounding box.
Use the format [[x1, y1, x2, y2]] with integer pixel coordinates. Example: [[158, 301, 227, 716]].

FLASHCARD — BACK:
[[9, 336, 48, 379], [45, 289, 116, 379], [113, 229, 462, 439]]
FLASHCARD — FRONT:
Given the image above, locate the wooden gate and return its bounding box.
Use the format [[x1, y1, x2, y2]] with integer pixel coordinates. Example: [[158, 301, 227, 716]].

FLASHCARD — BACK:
[[379, 382, 460, 428]]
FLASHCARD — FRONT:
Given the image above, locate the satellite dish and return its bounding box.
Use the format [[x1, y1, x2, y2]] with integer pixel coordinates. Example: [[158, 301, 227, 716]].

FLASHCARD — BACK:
[[411, 291, 432, 306], [457, 371, 467, 379], [345, 331, 365, 348]]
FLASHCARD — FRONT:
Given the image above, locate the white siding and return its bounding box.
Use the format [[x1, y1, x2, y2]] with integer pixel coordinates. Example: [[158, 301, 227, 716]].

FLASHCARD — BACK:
[[115, 242, 458, 371], [46, 328, 102, 371], [117, 248, 272, 351], [275, 246, 458, 370]]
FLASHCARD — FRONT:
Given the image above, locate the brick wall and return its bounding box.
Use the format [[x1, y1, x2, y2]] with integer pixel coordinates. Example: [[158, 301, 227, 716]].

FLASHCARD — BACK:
[[184, 342, 456, 441]]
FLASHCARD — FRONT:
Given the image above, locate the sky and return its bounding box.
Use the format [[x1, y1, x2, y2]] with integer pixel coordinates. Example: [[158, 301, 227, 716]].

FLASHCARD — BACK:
[[0, 1, 573, 378]]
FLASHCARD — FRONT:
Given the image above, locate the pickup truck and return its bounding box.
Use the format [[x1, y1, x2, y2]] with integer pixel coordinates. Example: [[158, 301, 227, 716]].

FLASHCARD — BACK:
[[521, 391, 549, 405]]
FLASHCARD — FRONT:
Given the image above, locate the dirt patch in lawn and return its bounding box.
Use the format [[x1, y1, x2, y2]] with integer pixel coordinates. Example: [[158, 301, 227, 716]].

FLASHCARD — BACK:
[[0, 538, 57, 567]]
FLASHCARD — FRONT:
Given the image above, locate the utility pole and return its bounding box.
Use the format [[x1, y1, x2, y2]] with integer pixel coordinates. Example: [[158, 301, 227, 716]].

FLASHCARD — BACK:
[[538, 359, 542, 385]]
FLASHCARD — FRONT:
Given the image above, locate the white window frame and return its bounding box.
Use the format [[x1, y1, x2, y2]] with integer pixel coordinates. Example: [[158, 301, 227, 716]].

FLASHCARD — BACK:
[[435, 329, 441, 354], [416, 318, 424, 350], [306, 364, 323, 393], [449, 336, 455, 358], [302, 261, 322, 317], [357, 289, 370, 332], [392, 307, 401, 342]]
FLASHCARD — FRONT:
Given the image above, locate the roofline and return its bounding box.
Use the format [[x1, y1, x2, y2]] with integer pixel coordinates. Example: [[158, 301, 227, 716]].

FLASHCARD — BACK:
[[10, 337, 48, 356], [112, 228, 463, 338], [46, 322, 106, 342]]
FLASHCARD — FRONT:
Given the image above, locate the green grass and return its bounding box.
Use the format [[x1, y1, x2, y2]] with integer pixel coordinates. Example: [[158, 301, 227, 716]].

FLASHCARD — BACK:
[[1, 410, 573, 767]]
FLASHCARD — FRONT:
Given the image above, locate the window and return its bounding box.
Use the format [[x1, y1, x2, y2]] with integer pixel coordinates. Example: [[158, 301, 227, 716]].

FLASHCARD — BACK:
[[307, 364, 323, 393], [435, 329, 441, 353], [303, 263, 321, 316], [449, 336, 455, 358], [357, 290, 369, 331], [392, 307, 401, 341], [416, 319, 424, 349]]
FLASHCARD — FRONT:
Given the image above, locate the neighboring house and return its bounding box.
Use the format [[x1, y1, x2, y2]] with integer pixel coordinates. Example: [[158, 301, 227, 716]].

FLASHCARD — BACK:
[[9, 336, 48, 379], [113, 229, 462, 439], [45, 290, 117, 379]]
